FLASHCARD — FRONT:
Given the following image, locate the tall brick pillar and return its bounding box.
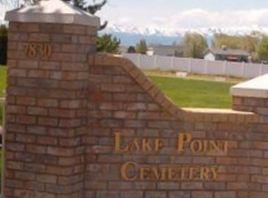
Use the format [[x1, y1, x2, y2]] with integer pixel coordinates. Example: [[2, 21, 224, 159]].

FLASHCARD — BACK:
[[4, 0, 99, 197], [231, 74, 268, 198]]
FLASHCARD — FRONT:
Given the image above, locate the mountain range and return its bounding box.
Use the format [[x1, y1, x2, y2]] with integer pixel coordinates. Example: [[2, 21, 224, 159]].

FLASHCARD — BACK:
[[103, 25, 268, 46]]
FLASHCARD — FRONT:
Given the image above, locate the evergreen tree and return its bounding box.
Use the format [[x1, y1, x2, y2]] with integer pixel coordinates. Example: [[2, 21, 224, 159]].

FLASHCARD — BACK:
[[127, 46, 136, 53], [63, 0, 108, 30], [97, 34, 120, 53], [136, 39, 148, 54]]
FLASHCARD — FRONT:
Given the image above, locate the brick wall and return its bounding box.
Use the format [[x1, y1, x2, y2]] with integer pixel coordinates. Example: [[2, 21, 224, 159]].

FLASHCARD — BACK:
[[5, 22, 96, 198], [4, 22, 268, 198], [83, 54, 266, 198]]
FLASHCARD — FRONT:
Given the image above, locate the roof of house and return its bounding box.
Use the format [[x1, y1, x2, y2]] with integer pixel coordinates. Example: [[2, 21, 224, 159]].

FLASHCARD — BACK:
[[207, 48, 250, 57], [149, 45, 183, 56]]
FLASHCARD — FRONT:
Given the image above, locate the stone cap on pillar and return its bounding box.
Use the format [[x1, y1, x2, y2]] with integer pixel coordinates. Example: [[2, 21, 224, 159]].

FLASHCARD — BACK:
[[5, 0, 100, 27], [231, 74, 268, 98]]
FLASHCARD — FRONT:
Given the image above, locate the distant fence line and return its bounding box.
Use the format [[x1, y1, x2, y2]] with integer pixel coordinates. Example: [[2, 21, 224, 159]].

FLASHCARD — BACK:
[[123, 53, 268, 78]]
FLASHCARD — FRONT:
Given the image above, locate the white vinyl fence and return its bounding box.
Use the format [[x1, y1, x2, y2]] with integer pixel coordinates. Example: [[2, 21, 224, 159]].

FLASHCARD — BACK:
[[123, 53, 268, 78]]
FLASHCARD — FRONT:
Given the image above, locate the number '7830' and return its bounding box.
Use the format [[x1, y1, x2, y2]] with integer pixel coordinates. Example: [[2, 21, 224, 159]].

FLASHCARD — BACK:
[[25, 43, 52, 59]]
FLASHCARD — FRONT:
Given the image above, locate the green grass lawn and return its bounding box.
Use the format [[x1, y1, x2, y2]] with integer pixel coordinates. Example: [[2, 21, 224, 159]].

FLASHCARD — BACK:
[[0, 66, 6, 97], [149, 75, 234, 109]]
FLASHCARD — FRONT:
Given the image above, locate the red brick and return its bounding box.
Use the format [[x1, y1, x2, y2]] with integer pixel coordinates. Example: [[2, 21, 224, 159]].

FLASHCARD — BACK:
[[18, 60, 38, 69], [63, 25, 86, 35], [18, 23, 39, 32], [192, 192, 213, 198], [36, 174, 57, 184], [37, 99, 58, 107], [60, 100, 81, 108], [101, 84, 125, 92], [28, 70, 50, 78], [59, 118, 81, 127], [47, 147, 74, 157], [9, 69, 27, 77], [37, 136, 58, 146], [38, 117, 58, 126], [127, 103, 146, 111], [39, 61, 60, 70], [28, 107, 47, 116], [215, 191, 236, 198], [16, 134, 36, 143], [16, 115, 36, 124], [16, 96, 36, 105], [145, 191, 167, 198], [26, 145, 47, 154], [7, 105, 26, 114], [49, 109, 76, 118], [29, 33, 50, 42]]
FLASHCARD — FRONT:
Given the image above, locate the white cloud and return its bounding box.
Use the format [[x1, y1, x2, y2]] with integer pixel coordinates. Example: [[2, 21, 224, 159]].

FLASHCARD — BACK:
[[2, 2, 268, 35], [99, 8, 268, 35], [0, 2, 17, 24]]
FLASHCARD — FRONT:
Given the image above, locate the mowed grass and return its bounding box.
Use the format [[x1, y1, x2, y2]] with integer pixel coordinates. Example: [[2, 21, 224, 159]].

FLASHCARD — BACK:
[[0, 66, 6, 97], [149, 75, 234, 109], [0, 66, 6, 124]]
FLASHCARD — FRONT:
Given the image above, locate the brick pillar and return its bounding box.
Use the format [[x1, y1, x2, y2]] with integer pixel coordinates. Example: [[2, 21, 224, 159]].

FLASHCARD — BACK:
[[231, 75, 268, 198], [4, 1, 99, 197], [231, 74, 268, 117], [233, 96, 268, 115]]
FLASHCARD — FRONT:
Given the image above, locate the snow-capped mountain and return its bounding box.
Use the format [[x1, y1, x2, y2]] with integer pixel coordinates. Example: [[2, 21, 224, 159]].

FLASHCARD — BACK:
[[102, 25, 183, 46], [103, 24, 268, 46]]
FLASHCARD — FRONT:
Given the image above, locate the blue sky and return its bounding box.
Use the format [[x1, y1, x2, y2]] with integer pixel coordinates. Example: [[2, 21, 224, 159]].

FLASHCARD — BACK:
[[96, 0, 268, 34], [103, 0, 268, 11], [1, 0, 268, 34]]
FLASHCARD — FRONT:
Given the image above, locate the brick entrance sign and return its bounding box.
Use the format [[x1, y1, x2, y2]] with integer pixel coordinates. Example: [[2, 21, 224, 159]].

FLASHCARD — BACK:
[[3, 1, 268, 198]]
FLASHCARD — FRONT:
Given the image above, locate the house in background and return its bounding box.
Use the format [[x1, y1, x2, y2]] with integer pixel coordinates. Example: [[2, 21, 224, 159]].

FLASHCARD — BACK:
[[147, 45, 183, 57], [204, 48, 250, 62], [118, 45, 128, 54]]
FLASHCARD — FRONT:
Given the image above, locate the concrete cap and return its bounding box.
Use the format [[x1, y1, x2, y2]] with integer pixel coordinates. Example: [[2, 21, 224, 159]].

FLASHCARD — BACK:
[[231, 73, 268, 98], [5, 0, 100, 27]]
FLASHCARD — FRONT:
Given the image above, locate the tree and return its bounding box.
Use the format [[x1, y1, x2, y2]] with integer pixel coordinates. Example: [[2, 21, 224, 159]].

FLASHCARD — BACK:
[[257, 36, 268, 61], [97, 34, 120, 53], [136, 39, 148, 54], [127, 46, 136, 53], [63, 0, 108, 30], [213, 33, 260, 53], [0, 25, 7, 65], [212, 32, 264, 62], [182, 32, 208, 58]]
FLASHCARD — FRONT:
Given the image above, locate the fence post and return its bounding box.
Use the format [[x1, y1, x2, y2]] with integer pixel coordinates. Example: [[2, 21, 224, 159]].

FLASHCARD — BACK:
[[224, 61, 227, 76], [171, 56, 175, 71], [259, 63, 264, 76], [154, 55, 157, 69], [204, 60, 208, 74], [138, 54, 141, 68], [242, 62, 246, 78], [188, 58, 192, 73]]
